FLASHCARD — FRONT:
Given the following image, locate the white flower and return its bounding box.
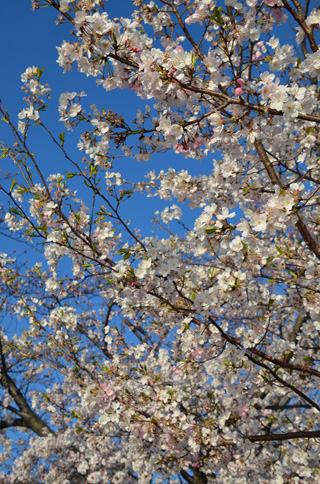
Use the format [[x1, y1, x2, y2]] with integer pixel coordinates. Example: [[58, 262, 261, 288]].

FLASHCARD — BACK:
[[269, 85, 288, 111], [134, 258, 152, 279], [21, 66, 38, 83], [237, 219, 250, 237], [18, 121, 26, 134], [306, 9, 320, 26], [229, 235, 243, 252], [59, 0, 72, 12], [99, 413, 110, 425], [295, 26, 305, 44], [282, 99, 300, 120], [250, 213, 268, 232], [267, 36, 279, 49], [18, 106, 39, 121], [68, 103, 82, 118]]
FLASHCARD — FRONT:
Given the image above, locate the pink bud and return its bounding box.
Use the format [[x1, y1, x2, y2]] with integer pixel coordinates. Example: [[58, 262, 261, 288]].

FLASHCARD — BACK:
[[237, 78, 245, 85], [240, 407, 248, 418], [271, 7, 283, 23], [235, 87, 245, 96], [252, 51, 262, 61]]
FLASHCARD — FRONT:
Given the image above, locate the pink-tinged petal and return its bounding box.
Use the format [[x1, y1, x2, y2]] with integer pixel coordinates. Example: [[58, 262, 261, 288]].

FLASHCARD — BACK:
[[235, 87, 245, 96]]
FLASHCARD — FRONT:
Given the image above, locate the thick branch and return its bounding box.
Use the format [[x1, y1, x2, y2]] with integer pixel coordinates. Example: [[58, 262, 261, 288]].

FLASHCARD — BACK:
[[254, 140, 320, 261], [169, 0, 204, 58], [204, 316, 320, 378], [180, 469, 208, 484], [249, 429, 320, 442], [245, 351, 320, 412], [0, 338, 55, 437], [282, 0, 318, 53], [207, 317, 320, 411], [0, 371, 54, 437], [289, 312, 308, 344], [0, 417, 27, 430], [172, 79, 320, 123]]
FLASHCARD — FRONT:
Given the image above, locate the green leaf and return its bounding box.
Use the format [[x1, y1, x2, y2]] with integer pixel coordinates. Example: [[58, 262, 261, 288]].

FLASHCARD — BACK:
[[0, 148, 9, 158], [287, 269, 297, 278], [36, 67, 44, 79], [9, 180, 17, 192], [89, 164, 98, 177], [10, 208, 21, 216], [66, 171, 77, 179], [120, 189, 133, 198], [59, 132, 65, 146], [117, 248, 131, 260], [71, 411, 82, 420], [212, 7, 223, 26], [82, 263, 94, 269]]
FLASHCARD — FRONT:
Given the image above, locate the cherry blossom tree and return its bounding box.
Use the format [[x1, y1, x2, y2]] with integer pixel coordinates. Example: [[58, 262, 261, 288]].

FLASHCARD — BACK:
[[1, 0, 320, 482]]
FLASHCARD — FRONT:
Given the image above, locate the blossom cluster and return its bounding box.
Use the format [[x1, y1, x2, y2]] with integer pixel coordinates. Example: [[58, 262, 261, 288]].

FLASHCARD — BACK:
[[0, 0, 320, 483]]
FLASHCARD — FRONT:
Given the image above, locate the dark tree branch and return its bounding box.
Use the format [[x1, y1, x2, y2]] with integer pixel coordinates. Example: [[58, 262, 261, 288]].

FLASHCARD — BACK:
[[0, 417, 27, 430], [249, 429, 320, 442], [255, 140, 320, 261], [180, 469, 208, 484], [0, 337, 55, 437]]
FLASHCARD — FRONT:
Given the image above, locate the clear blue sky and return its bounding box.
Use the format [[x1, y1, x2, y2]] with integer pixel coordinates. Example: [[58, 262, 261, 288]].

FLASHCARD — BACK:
[[0, 1, 200, 253], [0, 1, 296, 244]]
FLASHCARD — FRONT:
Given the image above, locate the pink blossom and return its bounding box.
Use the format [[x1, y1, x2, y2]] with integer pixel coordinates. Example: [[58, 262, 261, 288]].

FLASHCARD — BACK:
[[240, 407, 248, 418], [271, 7, 284, 23], [252, 51, 262, 61], [235, 87, 245, 96], [3, 2, 320, 482], [100, 384, 116, 401]]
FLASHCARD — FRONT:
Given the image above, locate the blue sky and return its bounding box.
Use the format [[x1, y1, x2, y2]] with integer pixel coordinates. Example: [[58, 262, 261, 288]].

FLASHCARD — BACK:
[[0, 0, 207, 259], [0, 2, 308, 478], [1, 0, 295, 265]]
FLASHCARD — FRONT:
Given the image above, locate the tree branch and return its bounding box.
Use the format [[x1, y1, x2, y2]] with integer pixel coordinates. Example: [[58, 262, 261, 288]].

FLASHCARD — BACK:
[[180, 469, 208, 484], [0, 338, 55, 437], [254, 140, 320, 261], [0, 417, 27, 430], [249, 429, 320, 442]]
